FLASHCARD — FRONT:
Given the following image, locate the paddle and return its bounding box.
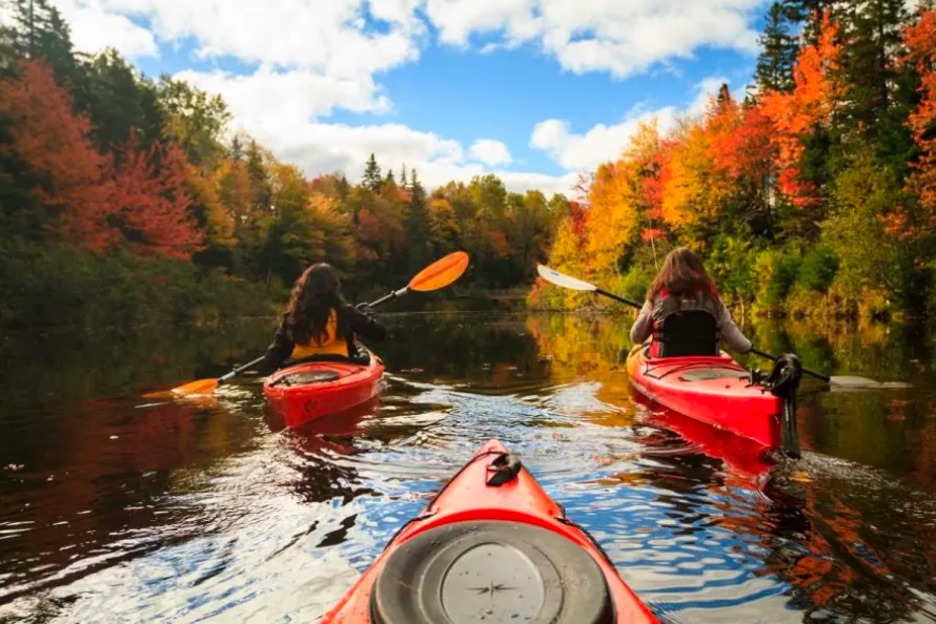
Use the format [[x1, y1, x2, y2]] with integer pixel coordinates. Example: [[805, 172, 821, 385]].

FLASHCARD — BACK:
[[156, 252, 470, 398], [536, 264, 887, 388]]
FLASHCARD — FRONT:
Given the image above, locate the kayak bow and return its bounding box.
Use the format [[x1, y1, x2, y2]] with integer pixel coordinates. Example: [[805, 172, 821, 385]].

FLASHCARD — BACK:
[[321, 440, 658, 624]]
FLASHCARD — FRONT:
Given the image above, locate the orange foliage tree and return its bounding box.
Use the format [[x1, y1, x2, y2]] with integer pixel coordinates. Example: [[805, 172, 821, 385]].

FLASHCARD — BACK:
[[761, 10, 844, 209], [900, 6, 936, 242]]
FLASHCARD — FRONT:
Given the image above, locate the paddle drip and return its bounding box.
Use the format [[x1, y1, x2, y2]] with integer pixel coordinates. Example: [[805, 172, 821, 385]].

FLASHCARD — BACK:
[[763, 354, 803, 459]]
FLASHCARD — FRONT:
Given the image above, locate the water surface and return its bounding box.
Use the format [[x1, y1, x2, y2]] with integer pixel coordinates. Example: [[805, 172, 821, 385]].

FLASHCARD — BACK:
[[1, 312, 935, 623]]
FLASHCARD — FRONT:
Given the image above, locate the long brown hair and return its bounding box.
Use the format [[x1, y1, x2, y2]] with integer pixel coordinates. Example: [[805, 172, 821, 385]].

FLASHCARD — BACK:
[[284, 263, 346, 344], [646, 247, 717, 302]]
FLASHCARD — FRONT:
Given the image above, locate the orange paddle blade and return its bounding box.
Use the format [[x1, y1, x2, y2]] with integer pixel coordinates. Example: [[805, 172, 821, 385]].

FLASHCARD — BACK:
[[409, 251, 469, 291], [141, 377, 220, 399]]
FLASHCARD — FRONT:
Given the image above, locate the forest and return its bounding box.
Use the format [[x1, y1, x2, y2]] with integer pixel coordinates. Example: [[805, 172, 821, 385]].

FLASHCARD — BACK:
[[2, 0, 936, 329], [533, 1, 936, 322], [0, 0, 560, 328]]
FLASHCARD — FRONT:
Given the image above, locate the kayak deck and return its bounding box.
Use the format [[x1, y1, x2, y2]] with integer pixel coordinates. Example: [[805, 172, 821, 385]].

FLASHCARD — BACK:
[[626, 345, 783, 450], [262, 354, 384, 429], [321, 440, 658, 623]]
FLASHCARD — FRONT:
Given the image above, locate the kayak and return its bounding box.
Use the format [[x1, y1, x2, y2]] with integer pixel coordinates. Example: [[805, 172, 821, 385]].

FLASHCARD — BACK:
[[321, 440, 658, 624], [625, 345, 801, 456], [262, 353, 384, 429]]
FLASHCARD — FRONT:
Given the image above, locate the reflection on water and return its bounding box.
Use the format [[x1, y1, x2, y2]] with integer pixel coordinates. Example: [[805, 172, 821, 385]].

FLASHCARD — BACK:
[[0, 312, 935, 622]]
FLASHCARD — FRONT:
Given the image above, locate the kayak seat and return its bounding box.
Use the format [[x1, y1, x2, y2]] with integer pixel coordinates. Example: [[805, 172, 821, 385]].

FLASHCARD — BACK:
[[370, 520, 615, 624], [277, 370, 341, 386], [657, 310, 718, 358], [679, 369, 749, 382]]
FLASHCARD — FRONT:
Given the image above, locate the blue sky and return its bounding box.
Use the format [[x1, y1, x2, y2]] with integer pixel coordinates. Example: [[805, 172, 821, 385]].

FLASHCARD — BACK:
[[52, 0, 771, 194]]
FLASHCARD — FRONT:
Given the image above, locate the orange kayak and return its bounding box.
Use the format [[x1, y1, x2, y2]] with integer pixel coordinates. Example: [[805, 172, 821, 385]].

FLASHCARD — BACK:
[[262, 353, 384, 429], [321, 440, 658, 624]]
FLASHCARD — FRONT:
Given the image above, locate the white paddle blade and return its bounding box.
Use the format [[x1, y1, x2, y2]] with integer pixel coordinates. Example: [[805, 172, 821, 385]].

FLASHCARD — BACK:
[[536, 264, 597, 292]]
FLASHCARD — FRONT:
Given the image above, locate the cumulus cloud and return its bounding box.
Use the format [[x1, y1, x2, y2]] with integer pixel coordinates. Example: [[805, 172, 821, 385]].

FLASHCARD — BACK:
[[426, 0, 765, 78], [470, 139, 512, 166], [177, 67, 392, 124], [530, 107, 679, 172], [43, 0, 764, 193], [53, 0, 158, 58], [530, 76, 741, 172]]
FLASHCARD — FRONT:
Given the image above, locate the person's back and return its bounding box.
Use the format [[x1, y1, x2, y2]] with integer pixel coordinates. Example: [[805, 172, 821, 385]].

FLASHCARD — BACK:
[[630, 248, 751, 358], [260, 263, 386, 374]]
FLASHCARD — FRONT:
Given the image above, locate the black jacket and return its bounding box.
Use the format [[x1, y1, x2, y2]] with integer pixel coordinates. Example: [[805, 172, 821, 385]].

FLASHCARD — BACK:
[[260, 304, 387, 374]]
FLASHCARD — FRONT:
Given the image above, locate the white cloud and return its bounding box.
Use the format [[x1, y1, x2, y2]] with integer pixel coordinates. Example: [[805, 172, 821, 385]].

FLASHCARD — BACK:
[[426, 0, 766, 78], [531, 76, 743, 172], [530, 107, 679, 172], [42, 0, 765, 195], [177, 67, 391, 123], [53, 0, 423, 76], [470, 139, 512, 166], [53, 0, 158, 58]]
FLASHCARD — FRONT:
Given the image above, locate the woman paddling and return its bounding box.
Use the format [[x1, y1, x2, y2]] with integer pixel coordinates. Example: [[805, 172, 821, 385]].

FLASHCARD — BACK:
[[260, 263, 387, 374], [630, 247, 751, 358]]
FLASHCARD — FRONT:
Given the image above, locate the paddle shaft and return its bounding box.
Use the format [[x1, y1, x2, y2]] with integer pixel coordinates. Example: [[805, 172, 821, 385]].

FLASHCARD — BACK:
[[589, 288, 833, 383], [219, 355, 266, 383], [368, 286, 409, 308], [749, 347, 830, 383]]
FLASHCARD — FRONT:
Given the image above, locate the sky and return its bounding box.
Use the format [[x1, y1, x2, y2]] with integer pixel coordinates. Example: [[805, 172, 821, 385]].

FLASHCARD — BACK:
[[49, 0, 772, 195]]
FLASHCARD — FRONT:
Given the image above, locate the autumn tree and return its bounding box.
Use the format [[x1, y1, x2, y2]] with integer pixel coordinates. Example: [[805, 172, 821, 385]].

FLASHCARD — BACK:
[[108, 137, 204, 259], [0, 59, 111, 245], [761, 11, 844, 228]]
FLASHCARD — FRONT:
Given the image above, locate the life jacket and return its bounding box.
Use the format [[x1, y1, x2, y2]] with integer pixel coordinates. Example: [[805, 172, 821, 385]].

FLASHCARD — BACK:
[[649, 288, 718, 358], [289, 309, 350, 358]]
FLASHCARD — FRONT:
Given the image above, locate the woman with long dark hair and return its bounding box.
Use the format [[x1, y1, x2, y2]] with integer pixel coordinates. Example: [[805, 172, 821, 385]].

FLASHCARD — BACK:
[[630, 247, 751, 358], [260, 263, 386, 373]]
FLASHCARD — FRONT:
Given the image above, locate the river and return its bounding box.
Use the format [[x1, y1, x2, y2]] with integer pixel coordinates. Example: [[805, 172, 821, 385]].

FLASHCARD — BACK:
[[1, 312, 934, 623]]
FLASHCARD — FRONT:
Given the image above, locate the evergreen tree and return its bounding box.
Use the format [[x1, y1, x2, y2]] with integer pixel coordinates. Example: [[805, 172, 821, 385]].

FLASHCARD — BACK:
[[756, 2, 798, 93], [405, 169, 430, 272], [839, 0, 914, 156], [362, 153, 382, 191], [384, 169, 395, 185], [7, 0, 79, 80], [82, 49, 165, 153]]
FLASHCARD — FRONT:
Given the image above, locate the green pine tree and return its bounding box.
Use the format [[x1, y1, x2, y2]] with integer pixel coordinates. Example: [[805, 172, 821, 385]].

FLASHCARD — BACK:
[[362, 153, 382, 191], [755, 2, 798, 93], [405, 169, 431, 272]]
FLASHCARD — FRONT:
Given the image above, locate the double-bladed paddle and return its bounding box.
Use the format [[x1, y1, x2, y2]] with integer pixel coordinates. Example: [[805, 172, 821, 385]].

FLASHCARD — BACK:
[[149, 252, 470, 398], [536, 264, 896, 389]]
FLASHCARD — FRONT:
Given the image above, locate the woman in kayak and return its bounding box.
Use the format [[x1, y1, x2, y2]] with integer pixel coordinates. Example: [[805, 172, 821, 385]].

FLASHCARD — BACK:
[[630, 247, 751, 358], [260, 263, 387, 374]]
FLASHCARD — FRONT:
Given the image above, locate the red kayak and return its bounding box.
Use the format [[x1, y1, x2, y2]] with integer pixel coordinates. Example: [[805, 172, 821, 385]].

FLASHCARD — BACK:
[[262, 353, 384, 429], [625, 345, 802, 457], [321, 440, 658, 624]]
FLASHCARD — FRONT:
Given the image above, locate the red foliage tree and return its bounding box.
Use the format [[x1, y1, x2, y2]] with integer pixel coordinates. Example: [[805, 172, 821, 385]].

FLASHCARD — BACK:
[[0, 59, 116, 249], [108, 137, 204, 260], [0, 59, 204, 259]]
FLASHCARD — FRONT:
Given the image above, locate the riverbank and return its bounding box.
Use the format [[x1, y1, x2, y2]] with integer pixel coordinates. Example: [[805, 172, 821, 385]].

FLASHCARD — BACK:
[[0, 238, 282, 331]]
